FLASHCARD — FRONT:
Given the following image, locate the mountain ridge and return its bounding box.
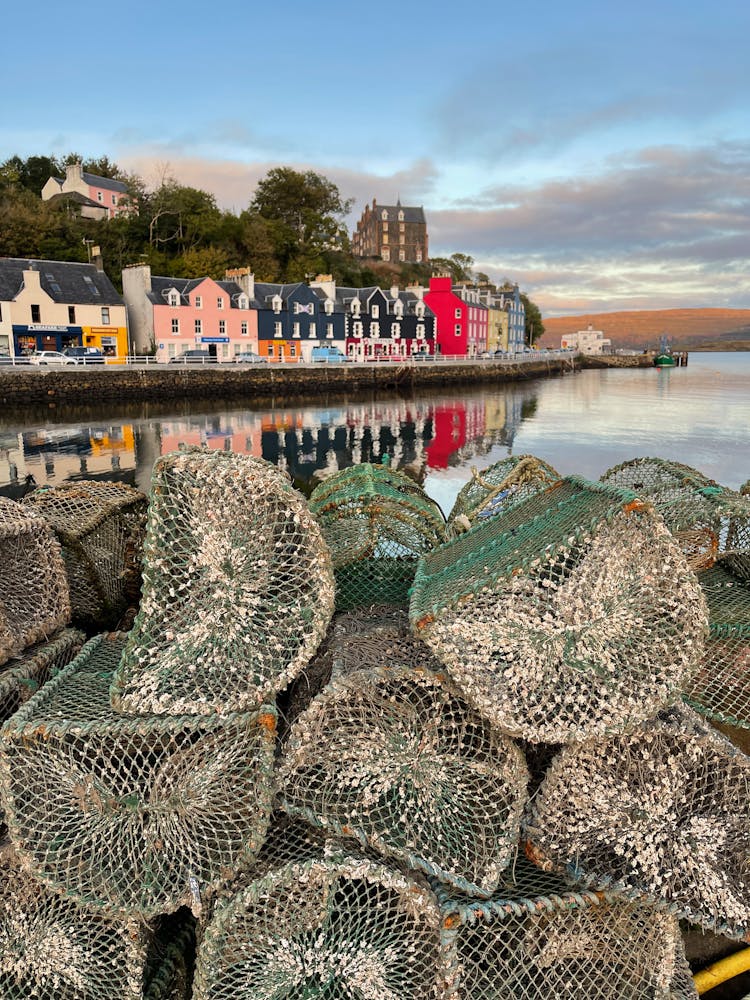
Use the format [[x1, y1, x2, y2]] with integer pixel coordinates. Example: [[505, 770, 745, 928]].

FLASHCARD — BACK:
[[540, 309, 750, 350]]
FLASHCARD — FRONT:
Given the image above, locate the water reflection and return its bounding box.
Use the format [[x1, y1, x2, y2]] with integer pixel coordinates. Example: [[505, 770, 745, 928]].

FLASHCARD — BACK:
[[0, 388, 531, 505]]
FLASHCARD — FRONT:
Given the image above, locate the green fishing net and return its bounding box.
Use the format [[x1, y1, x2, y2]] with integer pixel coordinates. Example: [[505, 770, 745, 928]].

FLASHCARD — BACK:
[[600, 457, 750, 574], [410, 477, 707, 743], [437, 856, 696, 999], [0, 633, 277, 918], [0, 837, 152, 1000], [0, 496, 70, 667], [193, 852, 445, 1000], [109, 448, 335, 716], [279, 659, 529, 896], [309, 463, 445, 611], [684, 564, 750, 729], [525, 705, 750, 940], [447, 454, 561, 533], [22, 481, 147, 630]]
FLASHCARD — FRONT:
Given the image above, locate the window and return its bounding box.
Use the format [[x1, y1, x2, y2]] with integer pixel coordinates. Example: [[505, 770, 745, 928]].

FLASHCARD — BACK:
[[382, 233, 389, 244], [101, 307, 110, 325], [31, 304, 41, 323], [393, 323, 401, 338], [454, 308, 462, 319], [267, 344, 275, 356], [293, 322, 301, 338], [168, 292, 179, 306], [416, 251, 422, 262], [272, 296, 281, 313], [222, 343, 229, 358], [68, 306, 76, 323], [274, 322, 282, 338], [371, 305, 379, 319], [168, 343, 177, 358], [195, 319, 202, 335], [455, 324, 461, 336], [398, 210, 404, 221], [416, 323, 425, 337], [381, 209, 388, 220], [217, 297, 224, 309], [382, 248, 390, 261], [382, 221, 388, 232], [353, 321, 363, 336], [399, 223, 405, 233], [241, 321, 248, 336], [195, 296, 202, 308], [399, 234, 404, 244], [171, 318, 180, 335], [399, 250, 405, 262], [290, 344, 297, 357], [238, 295, 248, 309], [326, 323, 334, 339], [112, 194, 117, 206], [97, 191, 103, 203], [369, 322, 379, 337], [308, 323, 316, 339], [219, 319, 226, 335]]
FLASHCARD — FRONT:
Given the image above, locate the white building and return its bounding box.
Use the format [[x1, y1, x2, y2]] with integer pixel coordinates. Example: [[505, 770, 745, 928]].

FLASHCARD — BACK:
[[561, 324, 611, 354]]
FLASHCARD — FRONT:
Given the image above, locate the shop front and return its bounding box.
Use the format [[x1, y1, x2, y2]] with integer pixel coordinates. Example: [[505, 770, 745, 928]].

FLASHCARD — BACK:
[[13, 324, 84, 355]]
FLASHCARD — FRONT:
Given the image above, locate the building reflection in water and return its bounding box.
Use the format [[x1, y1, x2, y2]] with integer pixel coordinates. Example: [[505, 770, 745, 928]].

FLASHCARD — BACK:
[[0, 388, 532, 503]]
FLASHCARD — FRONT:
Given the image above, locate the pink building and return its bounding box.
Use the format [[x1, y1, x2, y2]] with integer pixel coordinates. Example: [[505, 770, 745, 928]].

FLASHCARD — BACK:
[[122, 266, 259, 362], [42, 162, 131, 220], [424, 277, 488, 358]]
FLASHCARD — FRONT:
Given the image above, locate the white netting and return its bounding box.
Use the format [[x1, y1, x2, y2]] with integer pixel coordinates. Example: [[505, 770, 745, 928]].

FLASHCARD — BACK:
[[0, 496, 70, 666], [279, 662, 529, 896], [22, 480, 147, 629], [525, 705, 750, 939], [411, 478, 708, 743], [109, 447, 335, 716], [0, 633, 277, 917]]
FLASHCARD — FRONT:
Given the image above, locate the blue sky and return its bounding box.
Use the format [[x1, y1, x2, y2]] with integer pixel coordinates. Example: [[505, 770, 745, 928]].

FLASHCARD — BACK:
[[2, 0, 749, 316]]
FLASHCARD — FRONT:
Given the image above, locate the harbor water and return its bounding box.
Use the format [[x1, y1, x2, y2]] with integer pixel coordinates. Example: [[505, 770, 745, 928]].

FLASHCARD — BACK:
[[1, 352, 747, 510]]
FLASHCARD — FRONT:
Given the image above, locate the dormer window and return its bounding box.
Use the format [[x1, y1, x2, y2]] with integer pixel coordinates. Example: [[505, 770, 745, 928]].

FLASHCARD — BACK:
[[324, 300, 333, 315], [416, 304, 425, 318], [272, 295, 282, 314], [168, 291, 179, 307], [395, 303, 403, 319], [238, 295, 248, 309], [351, 301, 360, 318], [398, 210, 404, 221], [381, 209, 388, 220]]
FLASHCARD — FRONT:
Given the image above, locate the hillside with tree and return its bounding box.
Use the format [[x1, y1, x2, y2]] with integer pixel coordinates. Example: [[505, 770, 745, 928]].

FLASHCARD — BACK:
[[0, 153, 543, 345], [542, 310, 750, 351]]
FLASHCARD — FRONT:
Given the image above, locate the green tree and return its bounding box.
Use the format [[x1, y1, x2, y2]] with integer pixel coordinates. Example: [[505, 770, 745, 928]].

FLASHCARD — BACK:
[[521, 293, 545, 345], [428, 252, 475, 284]]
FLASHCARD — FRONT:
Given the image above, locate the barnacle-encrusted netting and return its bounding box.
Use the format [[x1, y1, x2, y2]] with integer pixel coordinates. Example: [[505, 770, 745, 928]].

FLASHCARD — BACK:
[[308, 462, 445, 611], [447, 454, 561, 532], [0, 838, 153, 1000], [410, 477, 708, 743], [684, 563, 750, 728], [600, 457, 750, 573], [109, 448, 335, 716], [437, 856, 696, 999], [0, 626, 85, 722], [0, 496, 70, 666], [192, 855, 446, 1000], [525, 705, 750, 939], [22, 481, 148, 630], [280, 662, 529, 896], [0, 633, 277, 917]]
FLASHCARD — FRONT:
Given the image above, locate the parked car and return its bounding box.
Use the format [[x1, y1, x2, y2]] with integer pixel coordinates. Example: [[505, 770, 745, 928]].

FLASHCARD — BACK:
[[63, 347, 106, 365], [28, 350, 76, 366], [310, 346, 350, 363], [169, 350, 217, 364], [233, 352, 268, 364], [411, 350, 432, 361]]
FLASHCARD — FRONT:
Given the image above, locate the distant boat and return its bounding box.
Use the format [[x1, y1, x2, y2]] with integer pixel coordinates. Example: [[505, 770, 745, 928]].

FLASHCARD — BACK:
[[653, 334, 677, 368]]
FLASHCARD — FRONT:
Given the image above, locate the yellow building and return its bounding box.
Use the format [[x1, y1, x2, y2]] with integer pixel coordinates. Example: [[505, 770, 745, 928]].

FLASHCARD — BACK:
[[0, 257, 129, 360], [486, 304, 509, 353]]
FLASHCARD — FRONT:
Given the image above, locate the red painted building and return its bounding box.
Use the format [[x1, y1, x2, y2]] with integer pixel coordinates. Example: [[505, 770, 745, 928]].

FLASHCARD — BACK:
[[424, 277, 488, 358]]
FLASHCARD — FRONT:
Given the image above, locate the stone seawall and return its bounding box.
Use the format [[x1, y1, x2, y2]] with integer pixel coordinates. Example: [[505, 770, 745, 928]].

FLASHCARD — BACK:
[[0, 358, 576, 406], [579, 354, 654, 369]]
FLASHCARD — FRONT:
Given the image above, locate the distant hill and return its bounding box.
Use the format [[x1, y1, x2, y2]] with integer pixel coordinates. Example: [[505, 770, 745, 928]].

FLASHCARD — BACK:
[[541, 309, 750, 351]]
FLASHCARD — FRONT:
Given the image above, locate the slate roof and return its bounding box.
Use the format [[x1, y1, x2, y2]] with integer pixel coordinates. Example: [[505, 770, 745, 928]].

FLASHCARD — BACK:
[[372, 203, 426, 224], [0, 258, 124, 305], [81, 171, 128, 194]]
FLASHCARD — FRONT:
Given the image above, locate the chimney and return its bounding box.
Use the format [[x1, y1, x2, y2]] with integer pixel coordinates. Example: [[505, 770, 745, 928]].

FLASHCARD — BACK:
[[22, 266, 42, 294], [91, 246, 104, 272], [309, 275, 336, 299], [225, 266, 255, 300], [65, 161, 84, 185]]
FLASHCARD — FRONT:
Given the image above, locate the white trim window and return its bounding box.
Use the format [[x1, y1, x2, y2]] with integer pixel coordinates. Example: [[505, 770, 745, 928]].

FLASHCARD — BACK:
[[371, 305, 379, 319], [241, 321, 248, 336], [219, 319, 226, 335], [217, 297, 224, 309], [101, 307, 110, 325], [308, 323, 317, 339], [293, 322, 301, 339], [455, 324, 461, 336], [326, 323, 334, 339], [274, 322, 283, 338], [171, 318, 179, 335], [454, 308, 462, 318], [195, 319, 202, 335], [195, 296, 202, 308]]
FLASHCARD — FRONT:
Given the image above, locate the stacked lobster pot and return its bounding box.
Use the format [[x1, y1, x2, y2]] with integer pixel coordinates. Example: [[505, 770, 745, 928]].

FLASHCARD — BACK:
[[22, 481, 148, 630], [308, 461, 445, 611], [408, 471, 716, 997], [0, 448, 337, 998]]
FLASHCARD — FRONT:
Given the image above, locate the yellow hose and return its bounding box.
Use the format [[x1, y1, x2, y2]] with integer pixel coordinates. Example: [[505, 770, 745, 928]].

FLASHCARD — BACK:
[[694, 946, 750, 995]]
